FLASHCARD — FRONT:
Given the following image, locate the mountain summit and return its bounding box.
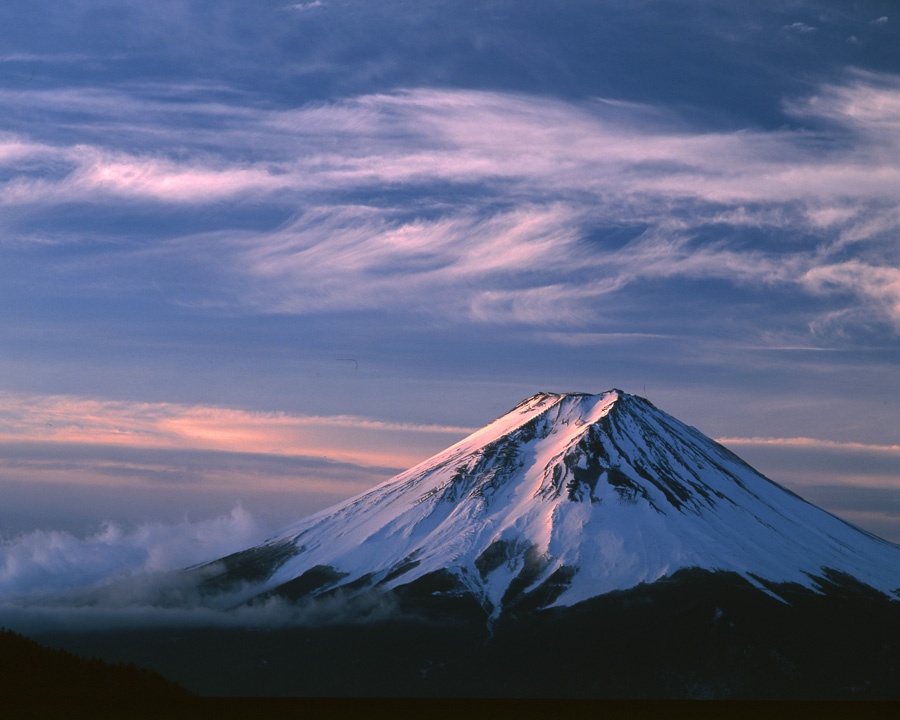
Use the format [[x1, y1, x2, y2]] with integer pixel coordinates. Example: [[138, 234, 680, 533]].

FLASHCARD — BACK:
[[206, 390, 900, 614]]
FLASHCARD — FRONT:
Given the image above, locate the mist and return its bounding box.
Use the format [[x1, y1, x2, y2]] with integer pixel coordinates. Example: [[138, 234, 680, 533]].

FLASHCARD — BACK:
[[0, 505, 414, 634]]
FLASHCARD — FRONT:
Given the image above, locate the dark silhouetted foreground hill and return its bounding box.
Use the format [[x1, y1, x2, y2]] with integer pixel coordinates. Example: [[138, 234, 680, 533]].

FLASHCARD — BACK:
[[0, 627, 192, 714]]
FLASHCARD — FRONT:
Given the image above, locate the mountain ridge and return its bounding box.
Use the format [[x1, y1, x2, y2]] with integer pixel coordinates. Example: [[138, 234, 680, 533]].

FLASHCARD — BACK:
[[200, 390, 900, 615]]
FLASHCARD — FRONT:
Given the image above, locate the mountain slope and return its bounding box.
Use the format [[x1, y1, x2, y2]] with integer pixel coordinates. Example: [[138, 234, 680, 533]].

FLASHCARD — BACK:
[[40, 567, 900, 698], [203, 390, 900, 614]]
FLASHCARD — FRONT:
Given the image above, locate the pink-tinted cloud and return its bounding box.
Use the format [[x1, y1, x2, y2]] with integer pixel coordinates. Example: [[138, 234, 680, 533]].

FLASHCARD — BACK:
[[802, 261, 900, 325], [230, 203, 584, 320], [717, 436, 900, 453], [0, 391, 473, 472], [4, 77, 900, 331], [0, 134, 55, 164], [5, 80, 899, 209], [0, 150, 296, 206]]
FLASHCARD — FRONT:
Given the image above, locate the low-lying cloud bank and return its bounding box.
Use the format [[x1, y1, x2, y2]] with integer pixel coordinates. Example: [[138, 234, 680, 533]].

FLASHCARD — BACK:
[[0, 506, 411, 633], [0, 507, 268, 631], [0, 506, 266, 597]]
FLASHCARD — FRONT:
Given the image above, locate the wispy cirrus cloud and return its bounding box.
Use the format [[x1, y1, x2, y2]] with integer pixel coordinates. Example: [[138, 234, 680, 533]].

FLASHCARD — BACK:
[[785, 69, 900, 145], [218, 203, 587, 322], [801, 262, 900, 330], [8, 80, 900, 207], [207, 205, 896, 330], [4, 75, 900, 333], [0, 134, 59, 164], [0, 139, 296, 206], [718, 436, 900, 453], [286, 1, 325, 10]]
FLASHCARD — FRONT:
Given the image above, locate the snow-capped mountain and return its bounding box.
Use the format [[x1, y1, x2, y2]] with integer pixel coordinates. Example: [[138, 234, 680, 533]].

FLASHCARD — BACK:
[[206, 390, 900, 614]]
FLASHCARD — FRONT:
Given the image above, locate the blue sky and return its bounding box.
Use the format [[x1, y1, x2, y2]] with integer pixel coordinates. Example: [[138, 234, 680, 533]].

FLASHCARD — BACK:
[[1, 0, 899, 590]]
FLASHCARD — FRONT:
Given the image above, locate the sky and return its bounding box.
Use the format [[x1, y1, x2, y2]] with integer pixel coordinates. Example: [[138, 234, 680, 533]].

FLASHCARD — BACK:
[[1, 1, 899, 614]]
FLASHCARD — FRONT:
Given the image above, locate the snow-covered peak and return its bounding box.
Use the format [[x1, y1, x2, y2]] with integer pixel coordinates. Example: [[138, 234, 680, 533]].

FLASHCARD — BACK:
[[425, 390, 620, 457], [209, 390, 900, 615]]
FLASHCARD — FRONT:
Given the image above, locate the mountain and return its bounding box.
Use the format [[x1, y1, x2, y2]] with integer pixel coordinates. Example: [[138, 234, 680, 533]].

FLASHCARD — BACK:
[[202, 390, 900, 614], [39, 390, 900, 698]]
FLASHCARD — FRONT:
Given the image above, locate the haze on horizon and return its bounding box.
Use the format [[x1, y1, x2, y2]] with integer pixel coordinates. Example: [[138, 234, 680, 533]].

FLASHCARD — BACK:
[[1, 1, 899, 604]]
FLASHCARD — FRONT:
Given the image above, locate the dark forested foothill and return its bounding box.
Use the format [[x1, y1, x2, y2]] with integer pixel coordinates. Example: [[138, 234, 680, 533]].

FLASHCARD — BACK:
[[0, 627, 192, 711]]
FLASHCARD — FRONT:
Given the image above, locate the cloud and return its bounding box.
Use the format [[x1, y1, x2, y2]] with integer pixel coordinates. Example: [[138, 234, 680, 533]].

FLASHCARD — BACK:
[[0, 506, 334, 631], [798, 487, 900, 548], [0, 390, 455, 550], [0, 145, 297, 206], [0, 505, 414, 632], [801, 262, 900, 330], [1, 438, 896, 632], [4, 76, 900, 333], [220, 83, 900, 329], [221, 203, 587, 322], [0, 441, 396, 498], [0, 589, 408, 634], [286, 1, 325, 10], [0, 390, 472, 470], [536, 331, 675, 347], [0, 389, 477, 548], [785, 22, 816, 33], [0, 506, 266, 598], [786, 70, 900, 142], [0, 52, 111, 64], [8, 81, 899, 206], [0, 134, 58, 164], [718, 435, 900, 494], [717, 436, 900, 453]]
